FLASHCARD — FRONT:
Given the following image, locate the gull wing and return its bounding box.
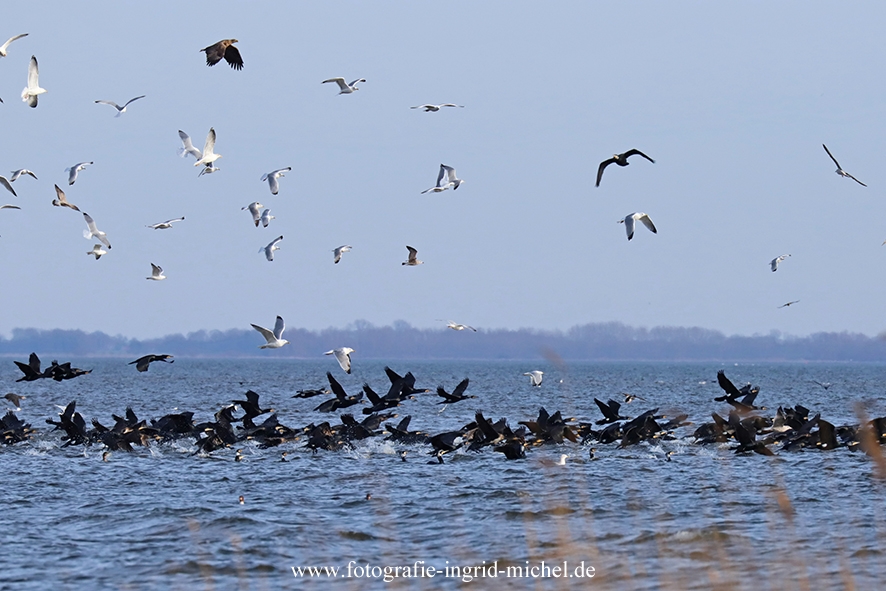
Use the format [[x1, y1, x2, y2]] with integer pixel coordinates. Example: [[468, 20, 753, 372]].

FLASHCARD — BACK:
[[95, 100, 121, 110], [441, 165, 457, 183], [334, 349, 351, 373], [435, 164, 446, 187], [846, 172, 867, 187], [260, 209, 273, 227], [639, 213, 657, 234], [251, 323, 275, 344], [822, 144, 841, 168], [272, 315, 285, 340], [27, 55, 38, 91], [348, 78, 365, 88], [0, 33, 28, 55], [178, 130, 202, 159], [151, 263, 163, 278], [121, 95, 146, 108], [0, 176, 16, 197], [322, 77, 348, 91], [202, 128, 216, 157], [406, 245, 418, 262], [624, 214, 635, 240], [83, 212, 99, 234], [267, 174, 280, 195]]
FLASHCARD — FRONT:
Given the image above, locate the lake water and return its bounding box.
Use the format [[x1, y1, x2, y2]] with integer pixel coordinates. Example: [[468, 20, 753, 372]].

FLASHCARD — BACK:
[[3, 359, 885, 590]]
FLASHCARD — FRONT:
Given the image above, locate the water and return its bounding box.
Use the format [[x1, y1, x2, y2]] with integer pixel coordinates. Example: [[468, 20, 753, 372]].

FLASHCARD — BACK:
[[3, 359, 886, 590]]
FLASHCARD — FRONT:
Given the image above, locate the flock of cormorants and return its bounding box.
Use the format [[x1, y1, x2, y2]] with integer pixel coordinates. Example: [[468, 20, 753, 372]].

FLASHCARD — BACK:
[[2, 357, 885, 462]]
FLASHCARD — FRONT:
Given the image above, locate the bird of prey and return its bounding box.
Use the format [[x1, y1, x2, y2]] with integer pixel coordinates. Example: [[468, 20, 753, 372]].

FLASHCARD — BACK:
[[65, 162, 93, 185], [128, 354, 174, 372], [322, 77, 365, 94], [200, 39, 243, 70], [260, 209, 274, 228], [618, 212, 657, 241], [778, 300, 800, 308], [242, 202, 264, 227], [325, 347, 355, 374], [0, 33, 28, 57], [596, 149, 655, 187], [0, 176, 15, 197], [82, 212, 111, 248], [421, 164, 463, 193], [52, 185, 80, 211], [251, 316, 289, 348], [410, 103, 463, 112], [770, 254, 791, 272], [9, 169, 36, 182], [146, 263, 165, 281], [524, 371, 544, 386], [402, 245, 423, 266], [333, 245, 352, 264], [177, 130, 203, 160], [21, 55, 45, 108], [261, 235, 284, 261], [94, 95, 145, 117], [193, 128, 220, 168], [261, 167, 291, 195], [86, 244, 107, 260], [146, 217, 185, 230], [822, 144, 866, 186]]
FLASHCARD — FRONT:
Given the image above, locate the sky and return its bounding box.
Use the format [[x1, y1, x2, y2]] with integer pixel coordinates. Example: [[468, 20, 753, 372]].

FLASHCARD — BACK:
[[0, 2, 884, 340]]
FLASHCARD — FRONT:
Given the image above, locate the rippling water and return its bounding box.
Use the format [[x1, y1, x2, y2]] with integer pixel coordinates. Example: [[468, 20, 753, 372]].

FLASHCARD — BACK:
[[4, 359, 886, 590]]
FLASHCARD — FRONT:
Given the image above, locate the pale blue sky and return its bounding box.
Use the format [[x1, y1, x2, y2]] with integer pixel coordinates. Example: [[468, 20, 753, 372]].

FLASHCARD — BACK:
[[0, 2, 883, 339]]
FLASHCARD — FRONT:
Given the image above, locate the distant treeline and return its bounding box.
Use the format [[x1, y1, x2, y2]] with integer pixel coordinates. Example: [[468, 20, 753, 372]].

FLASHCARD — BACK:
[[0, 321, 884, 361]]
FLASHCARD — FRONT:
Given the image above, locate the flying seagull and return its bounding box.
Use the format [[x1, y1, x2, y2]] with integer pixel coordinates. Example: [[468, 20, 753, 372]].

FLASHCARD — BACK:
[[0, 176, 15, 197], [822, 144, 866, 186], [200, 39, 243, 70], [618, 212, 657, 241], [177, 130, 203, 160], [94, 95, 145, 117], [261, 167, 291, 195], [524, 371, 544, 387], [596, 149, 655, 187], [410, 103, 463, 112], [242, 202, 264, 226], [333, 245, 352, 264], [82, 212, 111, 248], [322, 77, 365, 94], [52, 185, 80, 211], [402, 245, 423, 266], [445, 321, 477, 332], [778, 300, 800, 308], [325, 347, 355, 374], [261, 235, 284, 261], [0, 205, 20, 210], [260, 209, 274, 228], [0, 33, 27, 57], [770, 254, 791, 272], [65, 162, 93, 185], [146, 217, 185, 230], [146, 263, 165, 280], [421, 164, 463, 193], [9, 169, 37, 182], [198, 163, 220, 176], [251, 315, 289, 348], [21, 55, 45, 108], [194, 128, 220, 168], [86, 244, 107, 260], [128, 354, 174, 372]]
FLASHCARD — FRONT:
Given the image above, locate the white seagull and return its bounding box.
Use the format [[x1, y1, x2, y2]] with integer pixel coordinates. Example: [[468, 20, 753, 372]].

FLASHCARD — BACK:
[[402, 245, 423, 266], [146, 217, 185, 230], [325, 347, 355, 374], [410, 103, 464, 112], [445, 321, 477, 332], [194, 128, 221, 168], [261, 235, 284, 261], [421, 164, 463, 193], [9, 169, 37, 182], [65, 162, 93, 185], [21, 55, 45, 108], [618, 212, 657, 241], [242, 202, 264, 227], [198, 163, 220, 176], [146, 263, 166, 280], [770, 254, 791, 272], [322, 77, 365, 94], [524, 371, 544, 387], [177, 130, 203, 160], [251, 315, 289, 349], [823, 144, 866, 187], [261, 167, 291, 195], [87, 244, 107, 260], [52, 185, 80, 211], [333, 245, 352, 264], [0, 176, 16, 197], [94, 95, 145, 117], [260, 209, 274, 228], [0, 33, 28, 57], [82, 212, 111, 248]]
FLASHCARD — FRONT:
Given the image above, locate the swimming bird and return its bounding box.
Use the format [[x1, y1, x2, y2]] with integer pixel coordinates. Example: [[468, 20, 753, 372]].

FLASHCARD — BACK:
[[128, 354, 174, 372], [260, 209, 274, 228], [445, 321, 476, 332], [146, 217, 185, 230], [333, 245, 352, 264], [823, 144, 866, 186], [94, 96, 145, 117], [618, 212, 657, 241], [21, 55, 45, 108], [53, 185, 80, 211], [242, 202, 264, 227], [251, 315, 289, 348], [421, 164, 463, 193], [261, 235, 283, 261], [194, 128, 221, 168], [0, 33, 27, 57], [770, 254, 791, 272], [9, 169, 36, 182], [325, 347, 355, 374], [322, 77, 365, 94], [778, 300, 800, 308], [4, 393, 25, 410], [177, 130, 203, 160], [402, 245, 423, 266], [410, 103, 463, 112], [261, 167, 291, 195], [524, 371, 544, 386], [146, 263, 166, 281], [596, 149, 655, 187], [86, 244, 107, 260], [200, 39, 243, 70], [82, 212, 111, 248], [66, 162, 93, 185]]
